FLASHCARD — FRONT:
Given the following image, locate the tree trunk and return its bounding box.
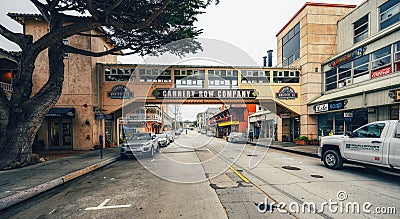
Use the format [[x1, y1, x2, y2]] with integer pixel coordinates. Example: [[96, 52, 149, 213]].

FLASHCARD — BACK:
[[0, 41, 64, 170]]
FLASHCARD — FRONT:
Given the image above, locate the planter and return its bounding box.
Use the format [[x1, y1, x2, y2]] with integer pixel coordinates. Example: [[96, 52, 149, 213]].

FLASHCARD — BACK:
[[295, 140, 307, 145], [309, 140, 320, 145]]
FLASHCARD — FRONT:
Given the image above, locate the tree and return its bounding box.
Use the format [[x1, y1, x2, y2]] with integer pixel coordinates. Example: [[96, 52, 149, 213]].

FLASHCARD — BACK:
[[0, 0, 218, 169]]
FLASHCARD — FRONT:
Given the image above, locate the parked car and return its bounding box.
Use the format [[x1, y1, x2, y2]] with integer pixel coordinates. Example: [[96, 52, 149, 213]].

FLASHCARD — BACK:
[[201, 129, 207, 134], [319, 120, 400, 170], [226, 132, 247, 143], [165, 131, 175, 143], [206, 131, 215, 137], [156, 133, 169, 147], [121, 132, 159, 158]]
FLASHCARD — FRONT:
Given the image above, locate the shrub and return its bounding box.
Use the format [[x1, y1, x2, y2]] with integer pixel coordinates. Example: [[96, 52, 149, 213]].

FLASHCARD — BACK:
[[295, 136, 309, 141]]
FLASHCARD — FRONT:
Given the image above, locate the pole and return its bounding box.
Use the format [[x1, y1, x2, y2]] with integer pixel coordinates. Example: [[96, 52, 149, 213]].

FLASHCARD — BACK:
[[99, 134, 103, 159]]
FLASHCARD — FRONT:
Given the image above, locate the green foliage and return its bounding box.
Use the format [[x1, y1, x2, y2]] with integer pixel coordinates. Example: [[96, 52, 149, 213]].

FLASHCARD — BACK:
[[295, 136, 309, 141]]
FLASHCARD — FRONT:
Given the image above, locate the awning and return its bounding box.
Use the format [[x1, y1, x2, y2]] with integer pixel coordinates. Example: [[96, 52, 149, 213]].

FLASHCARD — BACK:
[[46, 108, 75, 117], [218, 121, 239, 127]]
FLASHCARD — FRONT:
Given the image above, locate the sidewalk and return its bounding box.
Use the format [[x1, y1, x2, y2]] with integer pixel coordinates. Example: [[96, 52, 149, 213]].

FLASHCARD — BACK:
[[0, 147, 120, 211], [247, 139, 319, 158]]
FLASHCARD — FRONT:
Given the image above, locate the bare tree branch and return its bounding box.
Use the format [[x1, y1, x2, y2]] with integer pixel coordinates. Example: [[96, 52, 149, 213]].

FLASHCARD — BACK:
[[0, 24, 32, 49], [86, 0, 100, 21], [64, 44, 126, 57], [30, 0, 51, 22]]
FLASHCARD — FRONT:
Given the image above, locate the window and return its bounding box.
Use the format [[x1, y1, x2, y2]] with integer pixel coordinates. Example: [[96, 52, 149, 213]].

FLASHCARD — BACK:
[[390, 105, 399, 120], [395, 41, 400, 71], [372, 46, 391, 70], [282, 22, 300, 67], [353, 123, 386, 138], [354, 15, 368, 44], [104, 67, 135, 82], [379, 0, 400, 30]]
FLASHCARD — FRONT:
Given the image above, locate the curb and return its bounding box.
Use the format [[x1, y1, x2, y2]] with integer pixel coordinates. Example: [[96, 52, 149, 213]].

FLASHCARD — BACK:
[[0, 156, 120, 211], [248, 142, 320, 158]]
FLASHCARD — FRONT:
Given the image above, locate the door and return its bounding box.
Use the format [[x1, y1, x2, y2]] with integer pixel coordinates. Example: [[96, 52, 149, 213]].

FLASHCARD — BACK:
[[343, 122, 386, 164], [388, 123, 400, 168], [48, 118, 73, 149]]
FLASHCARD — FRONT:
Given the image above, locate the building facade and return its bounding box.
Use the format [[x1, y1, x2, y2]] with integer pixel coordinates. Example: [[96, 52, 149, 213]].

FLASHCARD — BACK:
[[309, 0, 400, 136], [8, 13, 117, 150], [276, 3, 357, 140]]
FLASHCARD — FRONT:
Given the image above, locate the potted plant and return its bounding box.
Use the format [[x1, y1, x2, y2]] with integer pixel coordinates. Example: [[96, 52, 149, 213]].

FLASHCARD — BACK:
[[295, 136, 309, 145], [309, 138, 320, 145]]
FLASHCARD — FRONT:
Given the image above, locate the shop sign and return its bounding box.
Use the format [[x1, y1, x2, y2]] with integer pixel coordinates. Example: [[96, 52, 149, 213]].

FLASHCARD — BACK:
[[396, 90, 400, 101], [95, 113, 113, 120], [257, 115, 266, 121], [329, 47, 364, 67], [108, 85, 133, 99], [314, 100, 347, 113], [276, 86, 298, 100], [371, 66, 392, 79], [344, 112, 353, 118], [280, 113, 291, 118], [153, 89, 258, 99]]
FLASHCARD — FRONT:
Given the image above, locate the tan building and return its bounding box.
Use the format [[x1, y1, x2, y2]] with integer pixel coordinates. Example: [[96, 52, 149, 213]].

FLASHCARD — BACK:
[[8, 13, 117, 150], [275, 3, 356, 140]]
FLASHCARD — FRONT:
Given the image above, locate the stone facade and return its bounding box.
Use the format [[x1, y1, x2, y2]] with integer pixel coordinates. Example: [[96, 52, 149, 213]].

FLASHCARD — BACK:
[[275, 3, 356, 140]]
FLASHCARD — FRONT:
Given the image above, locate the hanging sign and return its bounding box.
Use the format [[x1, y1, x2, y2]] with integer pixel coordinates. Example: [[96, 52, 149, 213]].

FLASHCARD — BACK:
[[108, 85, 133, 99], [276, 86, 298, 100]]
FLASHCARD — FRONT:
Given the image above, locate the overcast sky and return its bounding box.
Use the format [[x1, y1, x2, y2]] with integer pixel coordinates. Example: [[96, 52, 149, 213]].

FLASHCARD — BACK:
[[0, 0, 365, 120]]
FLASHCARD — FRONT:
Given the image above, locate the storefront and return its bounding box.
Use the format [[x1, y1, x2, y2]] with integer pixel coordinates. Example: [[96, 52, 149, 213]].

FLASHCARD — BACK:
[[45, 108, 75, 149], [248, 111, 276, 140]]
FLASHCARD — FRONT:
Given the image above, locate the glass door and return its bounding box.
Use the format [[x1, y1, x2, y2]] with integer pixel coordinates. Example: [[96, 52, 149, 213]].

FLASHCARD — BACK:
[[48, 118, 73, 149]]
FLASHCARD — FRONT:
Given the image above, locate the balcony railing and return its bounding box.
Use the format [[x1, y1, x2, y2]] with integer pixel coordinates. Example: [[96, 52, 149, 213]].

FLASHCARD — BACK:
[[125, 114, 162, 122], [0, 82, 12, 92]]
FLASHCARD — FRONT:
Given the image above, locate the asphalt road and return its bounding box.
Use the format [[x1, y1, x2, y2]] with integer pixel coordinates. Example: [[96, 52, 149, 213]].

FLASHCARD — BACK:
[[2, 130, 400, 219]]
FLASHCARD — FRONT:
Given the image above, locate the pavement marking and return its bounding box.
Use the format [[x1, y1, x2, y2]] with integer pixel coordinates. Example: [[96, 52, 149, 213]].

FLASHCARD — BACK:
[[150, 159, 155, 162], [228, 165, 250, 183], [48, 209, 56, 214], [84, 199, 131, 211]]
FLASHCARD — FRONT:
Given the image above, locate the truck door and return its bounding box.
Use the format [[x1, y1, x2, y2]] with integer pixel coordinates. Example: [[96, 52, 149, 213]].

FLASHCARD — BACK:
[[388, 122, 400, 168], [343, 122, 386, 164]]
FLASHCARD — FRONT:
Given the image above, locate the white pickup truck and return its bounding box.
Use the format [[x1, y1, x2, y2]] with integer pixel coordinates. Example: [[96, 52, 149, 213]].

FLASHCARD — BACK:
[[318, 120, 400, 170]]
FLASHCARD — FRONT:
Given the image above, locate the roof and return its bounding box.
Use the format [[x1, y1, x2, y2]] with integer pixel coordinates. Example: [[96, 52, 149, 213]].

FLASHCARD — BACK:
[[276, 2, 357, 37]]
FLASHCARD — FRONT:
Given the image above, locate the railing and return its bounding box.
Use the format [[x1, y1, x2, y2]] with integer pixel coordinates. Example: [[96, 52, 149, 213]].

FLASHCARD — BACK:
[[0, 82, 12, 92], [125, 114, 162, 122]]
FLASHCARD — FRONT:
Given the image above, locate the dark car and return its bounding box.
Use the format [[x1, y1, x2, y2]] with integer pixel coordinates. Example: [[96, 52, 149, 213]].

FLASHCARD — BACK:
[[121, 133, 159, 158]]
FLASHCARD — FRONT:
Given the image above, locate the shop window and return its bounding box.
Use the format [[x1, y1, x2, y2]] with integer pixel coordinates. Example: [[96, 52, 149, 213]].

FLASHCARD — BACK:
[[379, 0, 400, 30], [390, 105, 400, 120], [354, 14, 369, 44]]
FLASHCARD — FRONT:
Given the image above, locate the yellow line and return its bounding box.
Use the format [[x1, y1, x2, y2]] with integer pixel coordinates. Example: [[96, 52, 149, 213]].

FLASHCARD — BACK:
[[205, 147, 250, 183], [229, 165, 250, 183]]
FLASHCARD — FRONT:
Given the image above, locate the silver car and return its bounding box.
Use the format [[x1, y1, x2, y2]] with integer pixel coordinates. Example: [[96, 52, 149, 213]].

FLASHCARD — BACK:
[[226, 132, 247, 143], [121, 133, 159, 158], [156, 133, 168, 147], [164, 131, 175, 143]]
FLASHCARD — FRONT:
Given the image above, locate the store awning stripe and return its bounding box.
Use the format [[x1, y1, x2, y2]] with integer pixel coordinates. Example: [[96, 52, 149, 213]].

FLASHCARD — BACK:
[[217, 121, 239, 127]]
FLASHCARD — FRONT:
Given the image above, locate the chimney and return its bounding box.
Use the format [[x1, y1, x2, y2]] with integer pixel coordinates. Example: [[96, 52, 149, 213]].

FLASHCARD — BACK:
[[267, 50, 273, 67], [263, 56, 268, 67]]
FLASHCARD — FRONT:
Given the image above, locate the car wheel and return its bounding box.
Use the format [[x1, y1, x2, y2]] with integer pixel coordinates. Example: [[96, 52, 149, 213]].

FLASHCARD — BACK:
[[147, 146, 154, 158], [323, 150, 343, 169]]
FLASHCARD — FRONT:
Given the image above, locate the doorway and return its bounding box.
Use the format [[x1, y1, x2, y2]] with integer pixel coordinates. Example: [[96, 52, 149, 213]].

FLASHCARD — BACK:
[[48, 118, 73, 149]]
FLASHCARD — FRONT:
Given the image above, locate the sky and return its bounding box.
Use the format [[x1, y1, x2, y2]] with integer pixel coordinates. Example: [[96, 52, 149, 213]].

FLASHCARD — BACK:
[[0, 0, 365, 120]]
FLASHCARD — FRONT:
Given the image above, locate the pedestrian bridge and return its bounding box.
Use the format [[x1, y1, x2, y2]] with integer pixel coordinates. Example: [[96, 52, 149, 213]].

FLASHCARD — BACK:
[[97, 63, 302, 116]]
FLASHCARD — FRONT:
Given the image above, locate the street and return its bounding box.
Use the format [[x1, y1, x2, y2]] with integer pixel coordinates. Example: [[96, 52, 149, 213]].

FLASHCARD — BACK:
[[2, 130, 399, 219]]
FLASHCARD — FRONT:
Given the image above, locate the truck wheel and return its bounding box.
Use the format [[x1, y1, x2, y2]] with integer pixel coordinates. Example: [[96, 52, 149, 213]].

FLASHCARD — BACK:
[[323, 150, 343, 169]]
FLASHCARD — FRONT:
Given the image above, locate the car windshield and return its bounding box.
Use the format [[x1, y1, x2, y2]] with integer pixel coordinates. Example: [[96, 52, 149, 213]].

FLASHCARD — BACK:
[[156, 134, 166, 138], [128, 133, 151, 141], [229, 132, 242, 136]]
